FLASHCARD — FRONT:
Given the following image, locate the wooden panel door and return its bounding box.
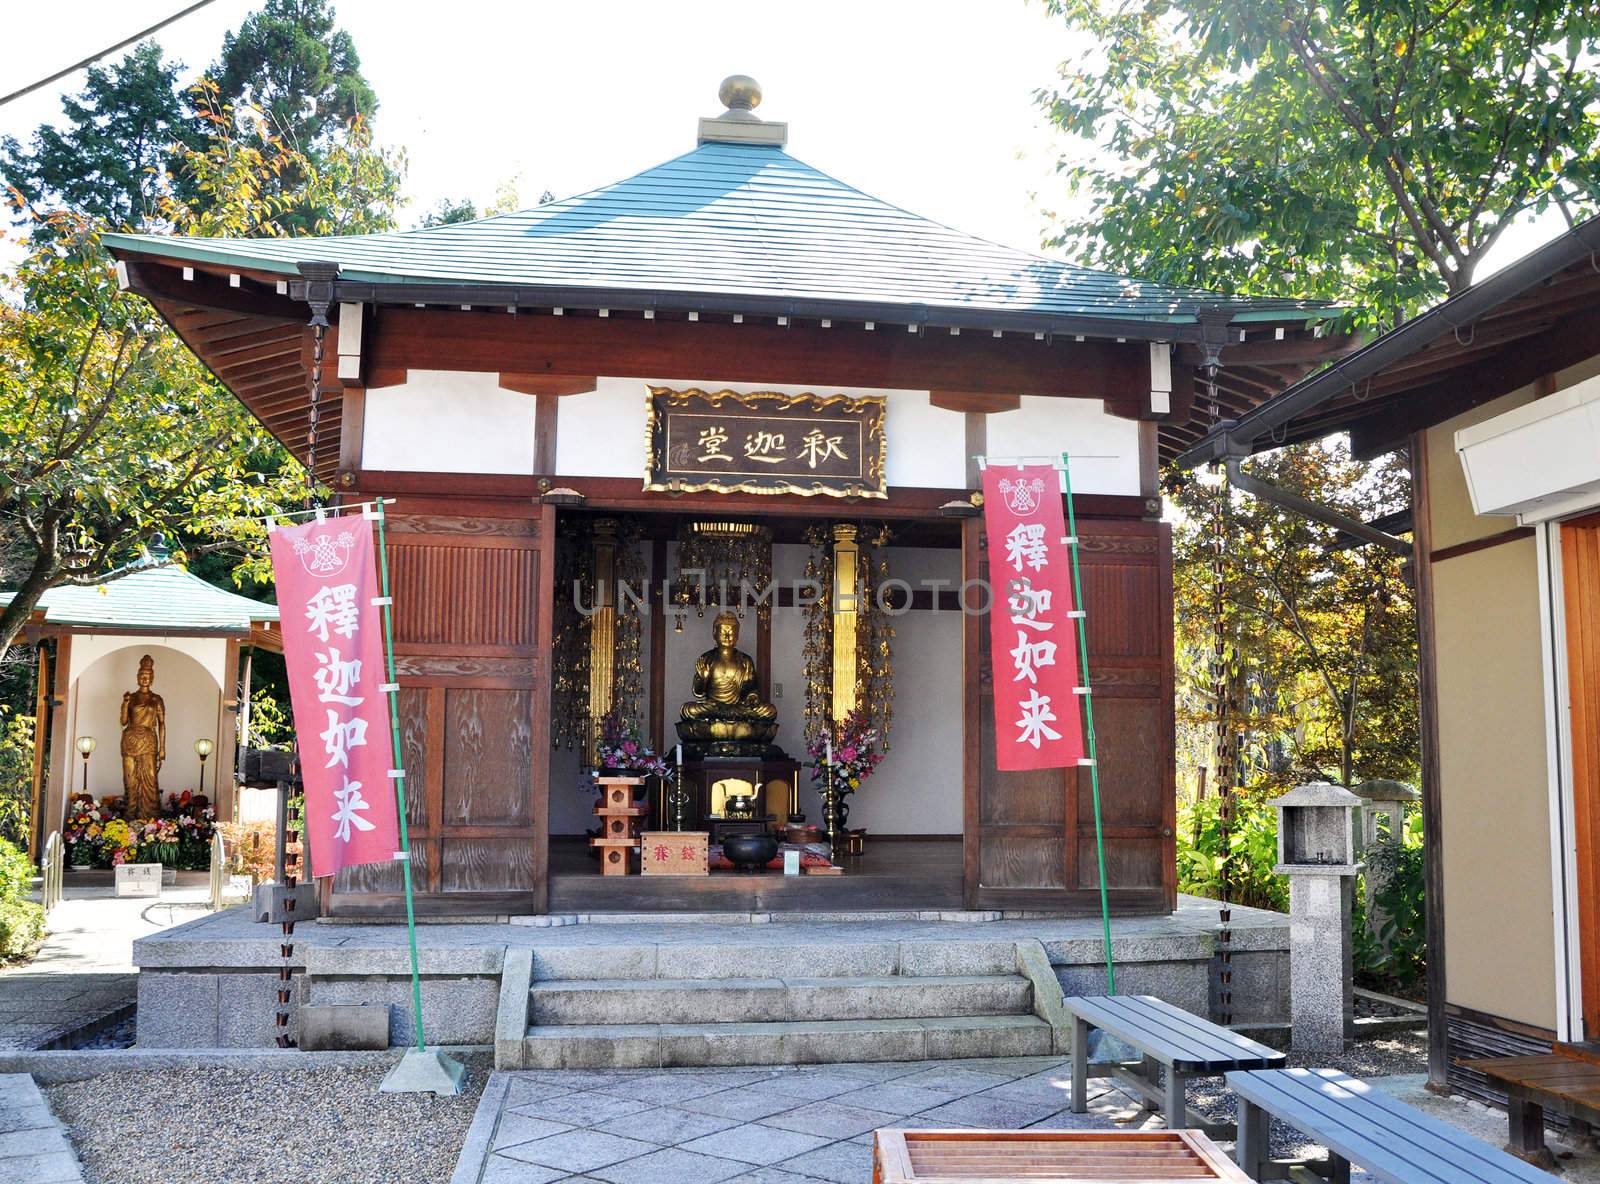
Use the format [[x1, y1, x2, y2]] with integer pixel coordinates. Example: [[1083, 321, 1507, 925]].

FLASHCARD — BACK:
[[330, 506, 554, 915], [962, 513, 1175, 913], [1562, 516, 1600, 1038]]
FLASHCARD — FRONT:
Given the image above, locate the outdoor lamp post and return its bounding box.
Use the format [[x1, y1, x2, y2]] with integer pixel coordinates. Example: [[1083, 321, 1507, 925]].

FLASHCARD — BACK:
[[75, 736, 96, 793], [194, 738, 215, 794]]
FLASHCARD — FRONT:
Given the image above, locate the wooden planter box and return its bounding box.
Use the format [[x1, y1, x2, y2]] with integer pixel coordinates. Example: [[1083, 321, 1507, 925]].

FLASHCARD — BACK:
[[871, 1128, 1251, 1183]]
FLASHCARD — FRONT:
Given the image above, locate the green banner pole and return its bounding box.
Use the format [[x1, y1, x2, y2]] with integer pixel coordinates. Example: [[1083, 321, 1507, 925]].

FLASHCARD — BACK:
[[1061, 453, 1116, 993], [373, 501, 426, 1051]]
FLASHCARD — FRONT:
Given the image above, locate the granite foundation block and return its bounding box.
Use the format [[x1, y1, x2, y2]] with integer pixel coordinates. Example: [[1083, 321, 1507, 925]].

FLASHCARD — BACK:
[[298, 1004, 390, 1051], [308, 975, 498, 1046], [136, 971, 306, 1048]]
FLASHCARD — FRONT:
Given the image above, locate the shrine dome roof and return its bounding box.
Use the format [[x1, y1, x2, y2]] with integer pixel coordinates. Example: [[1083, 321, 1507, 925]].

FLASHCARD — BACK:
[[2, 545, 279, 636]]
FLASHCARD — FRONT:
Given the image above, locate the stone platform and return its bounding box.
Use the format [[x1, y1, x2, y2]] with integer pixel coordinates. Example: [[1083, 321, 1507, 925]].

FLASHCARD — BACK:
[[131, 896, 1289, 1065]]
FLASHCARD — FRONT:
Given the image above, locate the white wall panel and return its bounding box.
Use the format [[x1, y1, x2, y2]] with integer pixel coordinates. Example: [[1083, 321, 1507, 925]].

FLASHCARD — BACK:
[[363, 369, 538, 474], [984, 396, 1142, 495]]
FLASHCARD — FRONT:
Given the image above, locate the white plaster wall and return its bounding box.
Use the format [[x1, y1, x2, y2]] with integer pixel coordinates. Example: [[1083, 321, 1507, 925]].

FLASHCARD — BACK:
[[984, 395, 1142, 495], [362, 369, 538, 474], [65, 641, 226, 810], [555, 377, 1136, 493], [556, 377, 960, 483], [364, 369, 1142, 493]]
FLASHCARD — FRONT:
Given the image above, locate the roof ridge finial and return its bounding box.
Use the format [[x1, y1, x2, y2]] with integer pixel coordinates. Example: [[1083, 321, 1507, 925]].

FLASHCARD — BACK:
[[699, 74, 787, 148]]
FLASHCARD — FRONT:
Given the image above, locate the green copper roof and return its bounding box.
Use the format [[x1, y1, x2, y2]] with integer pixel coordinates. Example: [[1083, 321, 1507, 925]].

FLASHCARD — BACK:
[[105, 141, 1322, 328], [3, 553, 278, 634]]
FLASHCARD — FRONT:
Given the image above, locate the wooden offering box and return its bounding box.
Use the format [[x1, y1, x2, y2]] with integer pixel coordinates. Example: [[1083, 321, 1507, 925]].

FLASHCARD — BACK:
[[640, 831, 710, 876], [872, 1128, 1251, 1183]]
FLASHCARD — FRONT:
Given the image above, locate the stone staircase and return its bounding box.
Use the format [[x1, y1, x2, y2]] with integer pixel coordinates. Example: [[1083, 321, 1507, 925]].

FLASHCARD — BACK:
[[496, 938, 1064, 1069]]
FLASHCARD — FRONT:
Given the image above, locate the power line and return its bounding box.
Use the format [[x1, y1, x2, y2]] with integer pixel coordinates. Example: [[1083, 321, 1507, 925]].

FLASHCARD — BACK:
[[0, 0, 223, 111]]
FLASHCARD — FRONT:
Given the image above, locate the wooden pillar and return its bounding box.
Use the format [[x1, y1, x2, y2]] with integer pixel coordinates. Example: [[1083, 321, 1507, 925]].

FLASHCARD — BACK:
[[217, 637, 242, 824], [27, 647, 49, 855], [648, 538, 667, 753], [44, 635, 73, 841]]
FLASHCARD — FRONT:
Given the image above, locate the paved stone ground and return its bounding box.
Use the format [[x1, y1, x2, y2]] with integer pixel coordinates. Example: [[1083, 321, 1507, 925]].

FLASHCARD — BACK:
[[453, 1057, 1159, 1184], [1, 873, 211, 1050], [0, 1072, 82, 1182]]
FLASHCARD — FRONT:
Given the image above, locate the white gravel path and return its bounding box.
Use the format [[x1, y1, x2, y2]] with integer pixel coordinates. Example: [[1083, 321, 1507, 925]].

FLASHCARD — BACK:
[[43, 1055, 491, 1184]]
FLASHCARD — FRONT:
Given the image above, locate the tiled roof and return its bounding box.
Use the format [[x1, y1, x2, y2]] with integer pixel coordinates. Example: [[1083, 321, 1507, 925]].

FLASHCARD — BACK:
[[105, 141, 1322, 327], [3, 559, 278, 633]]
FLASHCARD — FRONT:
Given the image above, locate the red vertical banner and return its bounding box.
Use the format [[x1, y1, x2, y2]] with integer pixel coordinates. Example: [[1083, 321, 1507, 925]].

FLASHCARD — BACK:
[[269, 516, 401, 877], [980, 464, 1087, 771]]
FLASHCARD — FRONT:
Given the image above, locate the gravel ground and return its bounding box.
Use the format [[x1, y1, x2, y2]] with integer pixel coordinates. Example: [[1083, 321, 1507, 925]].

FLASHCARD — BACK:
[[1184, 1031, 1429, 1161], [65, 1013, 135, 1050], [44, 1054, 491, 1184]]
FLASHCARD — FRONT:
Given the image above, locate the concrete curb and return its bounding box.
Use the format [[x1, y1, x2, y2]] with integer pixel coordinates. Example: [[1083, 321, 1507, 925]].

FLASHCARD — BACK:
[[0, 1046, 489, 1083], [448, 1069, 510, 1184], [1014, 939, 1072, 1055], [494, 946, 532, 1070], [0, 1072, 84, 1182]]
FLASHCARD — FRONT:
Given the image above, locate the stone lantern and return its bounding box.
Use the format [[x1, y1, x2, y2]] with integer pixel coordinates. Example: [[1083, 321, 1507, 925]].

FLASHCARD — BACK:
[[1351, 779, 1419, 946], [1351, 779, 1419, 853], [1270, 782, 1364, 1053]]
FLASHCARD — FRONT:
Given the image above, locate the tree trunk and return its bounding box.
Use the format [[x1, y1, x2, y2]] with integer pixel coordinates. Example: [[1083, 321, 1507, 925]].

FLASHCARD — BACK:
[[0, 551, 59, 664]]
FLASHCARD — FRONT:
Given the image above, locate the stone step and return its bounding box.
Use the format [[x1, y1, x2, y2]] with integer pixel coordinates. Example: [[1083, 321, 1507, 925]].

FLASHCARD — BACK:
[[521, 1014, 1052, 1069], [528, 974, 1034, 1026], [529, 938, 1022, 982]]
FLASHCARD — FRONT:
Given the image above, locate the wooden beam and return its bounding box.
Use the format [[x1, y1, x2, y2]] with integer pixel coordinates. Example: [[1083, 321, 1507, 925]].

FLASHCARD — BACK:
[[1349, 302, 1600, 457], [499, 373, 598, 397], [123, 260, 303, 322], [929, 391, 1022, 414], [367, 307, 1152, 410], [1176, 333, 1359, 368]]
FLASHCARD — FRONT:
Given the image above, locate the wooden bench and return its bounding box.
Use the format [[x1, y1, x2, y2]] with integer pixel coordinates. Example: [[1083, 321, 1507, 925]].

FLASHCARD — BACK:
[[1467, 1051, 1600, 1168], [1063, 994, 1286, 1134], [1227, 1067, 1557, 1183], [871, 1128, 1252, 1182]]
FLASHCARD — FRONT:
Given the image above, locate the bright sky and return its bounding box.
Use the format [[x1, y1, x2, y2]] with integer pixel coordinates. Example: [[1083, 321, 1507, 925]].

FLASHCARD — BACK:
[[0, 0, 1085, 260], [0, 0, 1564, 278]]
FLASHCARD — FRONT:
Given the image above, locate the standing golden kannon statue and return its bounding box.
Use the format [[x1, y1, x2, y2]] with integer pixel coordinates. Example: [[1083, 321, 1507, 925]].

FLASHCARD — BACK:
[[120, 653, 166, 816]]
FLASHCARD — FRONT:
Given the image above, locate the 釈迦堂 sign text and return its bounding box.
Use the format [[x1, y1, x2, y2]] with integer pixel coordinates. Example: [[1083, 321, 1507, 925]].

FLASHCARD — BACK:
[[645, 387, 886, 497]]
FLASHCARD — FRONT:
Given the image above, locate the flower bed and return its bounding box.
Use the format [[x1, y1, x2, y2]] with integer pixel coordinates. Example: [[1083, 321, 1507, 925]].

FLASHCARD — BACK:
[[64, 791, 217, 869]]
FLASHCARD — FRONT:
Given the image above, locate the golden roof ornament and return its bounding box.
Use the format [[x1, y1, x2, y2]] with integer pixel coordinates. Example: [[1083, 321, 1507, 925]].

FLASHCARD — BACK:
[[699, 74, 787, 147]]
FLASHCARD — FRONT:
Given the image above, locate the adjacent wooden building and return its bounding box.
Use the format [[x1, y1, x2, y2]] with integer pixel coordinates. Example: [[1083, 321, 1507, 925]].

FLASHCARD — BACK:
[[1177, 213, 1600, 1094], [104, 79, 1332, 917]]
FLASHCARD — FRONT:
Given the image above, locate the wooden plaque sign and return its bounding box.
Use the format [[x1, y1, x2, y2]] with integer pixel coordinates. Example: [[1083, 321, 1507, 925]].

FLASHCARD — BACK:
[[645, 387, 887, 498], [640, 831, 710, 876]]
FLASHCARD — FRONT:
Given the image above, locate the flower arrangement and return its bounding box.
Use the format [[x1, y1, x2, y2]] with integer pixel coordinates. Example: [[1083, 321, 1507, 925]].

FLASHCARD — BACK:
[[591, 711, 675, 782], [806, 707, 885, 793], [61, 791, 217, 869]]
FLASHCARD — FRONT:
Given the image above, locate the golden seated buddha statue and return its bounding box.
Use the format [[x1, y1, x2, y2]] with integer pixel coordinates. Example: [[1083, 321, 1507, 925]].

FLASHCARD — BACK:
[[677, 611, 780, 754]]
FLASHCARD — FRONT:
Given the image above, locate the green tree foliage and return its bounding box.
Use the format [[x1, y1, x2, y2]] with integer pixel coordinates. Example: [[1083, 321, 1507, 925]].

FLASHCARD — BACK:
[[1168, 440, 1418, 795], [0, 836, 44, 962], [214, 0, 377, 154], [0, 92, 406, 664], [1037, 0, 1600, 327], [0, 42, 197, 230]]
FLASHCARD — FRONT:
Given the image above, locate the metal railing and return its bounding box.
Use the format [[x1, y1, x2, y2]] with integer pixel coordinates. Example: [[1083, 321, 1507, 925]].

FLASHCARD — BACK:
[[208, 831, 227, 911], [40, 831, 64, 914]]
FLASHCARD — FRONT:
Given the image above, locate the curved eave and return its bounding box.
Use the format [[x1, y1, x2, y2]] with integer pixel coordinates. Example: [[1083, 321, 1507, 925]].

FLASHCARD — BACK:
[[104, 233, 1331, 345]]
